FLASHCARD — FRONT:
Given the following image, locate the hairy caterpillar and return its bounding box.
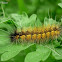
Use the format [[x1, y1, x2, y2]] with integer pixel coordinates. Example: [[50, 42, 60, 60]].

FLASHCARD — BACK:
[[0, 14, 61, 44], [10, 24, 61, 43]]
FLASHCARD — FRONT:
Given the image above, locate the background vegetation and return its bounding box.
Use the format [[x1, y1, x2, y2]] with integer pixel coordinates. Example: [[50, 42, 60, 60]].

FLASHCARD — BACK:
[[0, 0, 62, 21]]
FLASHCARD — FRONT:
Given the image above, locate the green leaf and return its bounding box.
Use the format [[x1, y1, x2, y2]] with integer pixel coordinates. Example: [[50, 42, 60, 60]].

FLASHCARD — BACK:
[[0, 17, 10, 23], [35, 18, 42, 27], [0, 44, 13, 54], [44, 17, 57, 26], [25, 45, 51, 62], [0, 29, 9, 36], [0, 36, 10, 46], [44, 17, 49, 26], [44, 53, 55, 62], [45, 44, 62, 60], [11, 14, 37, 28], [58, 37, 62, 41], [53, 40, 61, 47], [0, 29, 10, 46], [58, 3, 62, 8], [1, 43, 35, 61], [48, 18, 57, 25], [29, 14, 37, 27], [0, 23, 15, 33], [52, 48, 62, 60]]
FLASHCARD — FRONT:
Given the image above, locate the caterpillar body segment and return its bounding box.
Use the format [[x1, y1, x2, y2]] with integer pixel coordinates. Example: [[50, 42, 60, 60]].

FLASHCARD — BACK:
[[10, 24, 61, 43]]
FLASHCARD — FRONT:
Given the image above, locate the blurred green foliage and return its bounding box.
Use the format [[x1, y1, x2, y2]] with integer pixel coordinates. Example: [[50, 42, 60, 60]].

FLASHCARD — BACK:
[[0, 0, 62, 21]]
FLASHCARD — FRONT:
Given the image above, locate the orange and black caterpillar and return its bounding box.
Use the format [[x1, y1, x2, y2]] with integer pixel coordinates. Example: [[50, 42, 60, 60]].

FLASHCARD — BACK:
[[10, 25, 61, 43]]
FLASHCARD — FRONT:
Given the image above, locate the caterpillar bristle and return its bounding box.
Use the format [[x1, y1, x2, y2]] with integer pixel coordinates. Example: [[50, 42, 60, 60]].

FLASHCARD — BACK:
[[10, 24, 61, 43]]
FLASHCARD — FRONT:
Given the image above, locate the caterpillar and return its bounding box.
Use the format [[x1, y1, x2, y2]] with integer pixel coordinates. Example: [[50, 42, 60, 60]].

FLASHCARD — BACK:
[[0, 14, 61, 44], [10, 24, 61, 43]]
